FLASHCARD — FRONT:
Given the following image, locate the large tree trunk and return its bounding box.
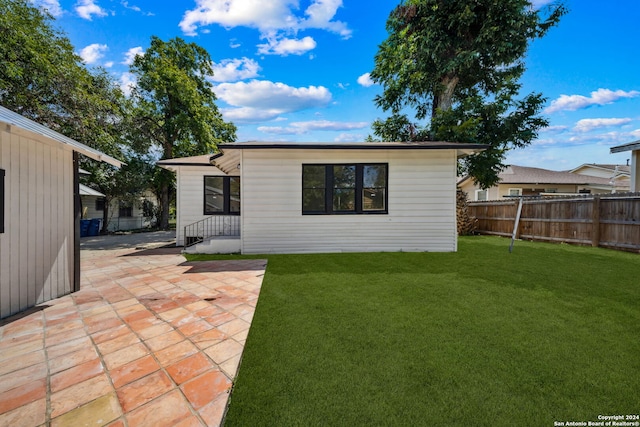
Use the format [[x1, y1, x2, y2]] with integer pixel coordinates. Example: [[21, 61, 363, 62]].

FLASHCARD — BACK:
[[159, 183, 170, 230], [431, 75, 459, 118], [101, 197, 111, 234]]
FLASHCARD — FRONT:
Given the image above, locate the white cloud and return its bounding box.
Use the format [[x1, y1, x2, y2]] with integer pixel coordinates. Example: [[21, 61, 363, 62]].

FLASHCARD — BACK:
[[357, 72, 374, 87], [120, 72, 136, 96], [121, 1, 140, 12], [257, 36, 317, 56], [214, 80, 332, 122], [122, 46, 144, 65], [211, 58, 260, 82], [573, 118, 632, 133], [79, 43, 108, 65], [299, 0, 351, 38], [540, 125, 568, 133], [30, 0, 63, 17], [104, 61, 114, 68], [334, 132, 365, 142], [258, 120, 368, 135], [179, 0, 351, 44], [545, 89, 640, 114], [75, 0, 107, 20], [180, 0, 296, 35]]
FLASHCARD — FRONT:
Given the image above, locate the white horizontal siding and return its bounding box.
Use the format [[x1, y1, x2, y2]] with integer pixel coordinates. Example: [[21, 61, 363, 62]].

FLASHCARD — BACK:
[[175, 165, 232, 246], [1, 128, 74, 319], [240, 148, 458, 254]]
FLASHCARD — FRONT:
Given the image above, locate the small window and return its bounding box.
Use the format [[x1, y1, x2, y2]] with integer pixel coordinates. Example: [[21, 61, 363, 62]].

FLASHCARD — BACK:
[[302, 164, 388, 215], [0, 168, 5, 234], [95, 198, 105, 211], [119, 202, 133, 218], [508, 188, 522, 197], [204, 176, 240, 215], [475, 189, 488, 201]]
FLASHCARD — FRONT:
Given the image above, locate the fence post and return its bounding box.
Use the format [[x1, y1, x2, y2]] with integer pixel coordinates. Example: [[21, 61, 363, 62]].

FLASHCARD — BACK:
[[591, 196, 601, 247]]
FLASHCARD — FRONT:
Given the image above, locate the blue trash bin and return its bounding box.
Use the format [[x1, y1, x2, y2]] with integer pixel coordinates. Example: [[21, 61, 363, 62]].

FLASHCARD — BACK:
[[88, 218, 101, 236], [80, 219, 90, 237]]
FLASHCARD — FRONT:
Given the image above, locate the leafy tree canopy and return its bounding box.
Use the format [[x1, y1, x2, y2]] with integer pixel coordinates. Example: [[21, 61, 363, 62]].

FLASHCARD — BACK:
[[129, 36, 237, 229], [370, 0, 567, 188]]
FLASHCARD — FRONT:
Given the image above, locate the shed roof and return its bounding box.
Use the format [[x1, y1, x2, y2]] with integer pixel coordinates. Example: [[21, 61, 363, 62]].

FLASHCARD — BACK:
[[0, 105, 123, 167]]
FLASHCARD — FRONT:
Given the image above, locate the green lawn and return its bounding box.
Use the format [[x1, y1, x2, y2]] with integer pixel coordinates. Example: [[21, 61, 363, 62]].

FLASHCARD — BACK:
[[188, 236, 640, 426]]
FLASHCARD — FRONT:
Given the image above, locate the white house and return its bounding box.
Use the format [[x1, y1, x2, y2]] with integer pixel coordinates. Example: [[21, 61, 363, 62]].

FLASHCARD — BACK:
[[611, 141, 640, 192], [459, 164, 629, 201], [159, 141, 485, 254], [0, 106, 122, 319]]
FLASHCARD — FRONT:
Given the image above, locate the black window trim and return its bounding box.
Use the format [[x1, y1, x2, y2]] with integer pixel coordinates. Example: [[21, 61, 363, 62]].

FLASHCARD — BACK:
[[203, 175, 241, 216], [302, 163, 388, 215]]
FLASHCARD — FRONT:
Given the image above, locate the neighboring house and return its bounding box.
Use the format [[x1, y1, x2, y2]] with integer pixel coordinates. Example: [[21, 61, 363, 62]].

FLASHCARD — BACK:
[[158, 141, 485, 254], [81, 188, 157, 232], [459, 164, 629, 201], [611, 140, 640, 192], [0, 106, 122, 319]]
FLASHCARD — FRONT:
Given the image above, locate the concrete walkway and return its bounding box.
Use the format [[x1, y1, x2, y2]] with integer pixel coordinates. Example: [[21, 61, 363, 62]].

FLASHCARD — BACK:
[[0, 233, 266, 426]]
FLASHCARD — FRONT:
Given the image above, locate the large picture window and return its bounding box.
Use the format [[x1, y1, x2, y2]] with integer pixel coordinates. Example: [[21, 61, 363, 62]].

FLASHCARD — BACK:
[[302, 164, 387, 214], [204, 176, 240, 215]]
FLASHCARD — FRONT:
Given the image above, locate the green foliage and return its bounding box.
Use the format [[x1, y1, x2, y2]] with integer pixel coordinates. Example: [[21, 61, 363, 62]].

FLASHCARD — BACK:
[[129, 36, 237, 229], [370, 0, 567, 188], [129, 36, 236, 158]]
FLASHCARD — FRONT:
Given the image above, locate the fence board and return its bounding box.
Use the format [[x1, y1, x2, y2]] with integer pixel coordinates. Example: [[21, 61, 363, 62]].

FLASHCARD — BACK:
[[468, 193, 640, 253]]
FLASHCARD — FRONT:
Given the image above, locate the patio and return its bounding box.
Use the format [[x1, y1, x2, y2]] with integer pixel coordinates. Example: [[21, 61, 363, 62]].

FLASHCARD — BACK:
[[0, 238, 266, 426]]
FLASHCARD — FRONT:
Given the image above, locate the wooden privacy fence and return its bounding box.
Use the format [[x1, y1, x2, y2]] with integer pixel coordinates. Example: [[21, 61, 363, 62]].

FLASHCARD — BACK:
[[468, 193, 640, 252]]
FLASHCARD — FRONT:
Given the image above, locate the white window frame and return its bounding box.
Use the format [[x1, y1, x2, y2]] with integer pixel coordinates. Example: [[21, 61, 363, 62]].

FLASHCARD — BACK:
[[508, 188, 522, 197], [475, 189, 488, 201]]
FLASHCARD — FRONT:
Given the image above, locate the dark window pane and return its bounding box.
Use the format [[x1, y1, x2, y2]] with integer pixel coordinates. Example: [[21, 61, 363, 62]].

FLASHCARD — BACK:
[[303, 165, 325, 188], [229, 177, 241, 213], [304, 189, 326, 212], [333, 165, 356, 189], [95, 198, 105, 211], [363, 165, 386, 188], [363, 188, 386, 211], [333, 189, 355, 211], [205, 176, 224, 213]]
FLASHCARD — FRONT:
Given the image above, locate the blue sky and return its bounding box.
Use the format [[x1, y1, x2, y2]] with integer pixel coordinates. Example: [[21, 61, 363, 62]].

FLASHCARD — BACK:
[[32, 0, 640, 171]]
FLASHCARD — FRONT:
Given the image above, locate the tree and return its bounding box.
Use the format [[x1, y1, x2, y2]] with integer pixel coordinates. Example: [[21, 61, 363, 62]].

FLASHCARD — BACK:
[[370, 0, 567, 188], [129, 36, 237, 230], [1, 0, 88, 128], [1, 0, 152, 232]]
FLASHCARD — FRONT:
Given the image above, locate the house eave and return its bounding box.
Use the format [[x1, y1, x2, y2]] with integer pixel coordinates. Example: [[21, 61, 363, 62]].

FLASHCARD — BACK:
[[611, 140, 640, 153]]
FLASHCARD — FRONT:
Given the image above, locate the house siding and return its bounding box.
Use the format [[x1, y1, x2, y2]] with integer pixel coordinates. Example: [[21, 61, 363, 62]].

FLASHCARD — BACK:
[[175, 165, 232, 246], [0, 126, 74, 319], [239, 148, 458, 254]]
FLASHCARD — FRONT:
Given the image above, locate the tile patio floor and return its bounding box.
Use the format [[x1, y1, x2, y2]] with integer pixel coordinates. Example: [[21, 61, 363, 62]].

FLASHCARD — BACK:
[[0, 245, 266, 426]]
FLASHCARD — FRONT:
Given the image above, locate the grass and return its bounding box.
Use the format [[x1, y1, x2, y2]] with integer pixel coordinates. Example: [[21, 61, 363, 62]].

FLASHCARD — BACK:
[[187, 236, 640, 426]]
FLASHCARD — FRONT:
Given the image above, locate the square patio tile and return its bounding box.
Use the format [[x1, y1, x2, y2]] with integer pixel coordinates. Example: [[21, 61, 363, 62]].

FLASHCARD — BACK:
[[116, 371, 173, 413], [180, 370, 231, 410], [166, 353, 215, 385], [125, 390, 192, 426]]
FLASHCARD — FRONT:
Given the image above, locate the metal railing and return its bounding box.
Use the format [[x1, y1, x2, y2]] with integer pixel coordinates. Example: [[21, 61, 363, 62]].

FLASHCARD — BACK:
[[184, 215, 240, 247]]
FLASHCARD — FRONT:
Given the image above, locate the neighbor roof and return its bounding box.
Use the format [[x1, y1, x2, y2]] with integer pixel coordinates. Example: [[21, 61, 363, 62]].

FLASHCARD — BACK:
[[569, 163, 631, 175], [79, 184, 105, 197], [0, 105, 122, 167], [458, 165, 625, 188]]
